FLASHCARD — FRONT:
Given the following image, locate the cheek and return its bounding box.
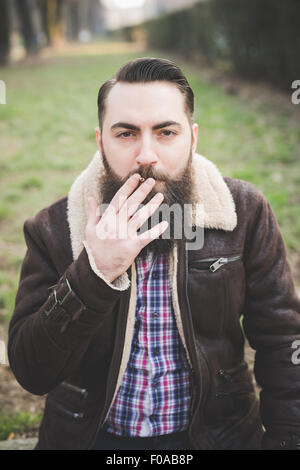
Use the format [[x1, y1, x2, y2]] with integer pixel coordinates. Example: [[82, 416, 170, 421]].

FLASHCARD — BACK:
[[160, 145, 189, 175], [106, 144, 135, 178]]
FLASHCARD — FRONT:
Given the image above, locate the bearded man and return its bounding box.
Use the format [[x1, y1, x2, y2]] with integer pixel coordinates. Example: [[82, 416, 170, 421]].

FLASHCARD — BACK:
[[8, 57, 300, 450]]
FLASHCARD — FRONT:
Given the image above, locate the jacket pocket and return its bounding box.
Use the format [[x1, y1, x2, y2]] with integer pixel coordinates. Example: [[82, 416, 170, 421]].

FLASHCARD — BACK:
[[204, 361, 256, 431], [45, 381, 89, 423], [47, 397, 85, 421], [221, 253, 245, 333], [215, 361, 255, 410], [217, 360, 248, 383], [61, 381, 89, 399], [188, 254, 243, 338], [189, 254, 243, 273]]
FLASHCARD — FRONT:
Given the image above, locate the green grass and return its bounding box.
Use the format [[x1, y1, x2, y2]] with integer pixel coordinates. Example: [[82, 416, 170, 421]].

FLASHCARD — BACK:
[[0, 410, 41, 441]]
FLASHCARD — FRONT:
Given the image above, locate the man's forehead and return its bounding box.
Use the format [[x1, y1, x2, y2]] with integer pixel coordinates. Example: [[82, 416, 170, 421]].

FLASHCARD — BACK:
[[104, 81, 186, 124]]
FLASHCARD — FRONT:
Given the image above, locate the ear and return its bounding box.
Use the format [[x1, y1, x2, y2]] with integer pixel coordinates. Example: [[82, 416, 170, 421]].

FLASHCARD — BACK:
[[95, 126, 102, 152], [191, 123, 198, 154]]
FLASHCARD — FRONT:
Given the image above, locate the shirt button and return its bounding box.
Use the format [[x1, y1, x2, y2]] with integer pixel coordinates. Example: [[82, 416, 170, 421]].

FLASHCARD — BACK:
[[153, 348, 159, 356], [152, 272, 159, 279], [153, 311, 159, 318]]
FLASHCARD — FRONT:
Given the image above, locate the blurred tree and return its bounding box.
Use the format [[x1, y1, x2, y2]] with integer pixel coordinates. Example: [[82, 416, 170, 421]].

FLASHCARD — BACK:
[[48, 0, 65, 45], [36, 0, 51, 46], [36, 0, 66, 46], [0, 0, 10, 65], [14, 0, 39, 55], [66, 0, 106, 41], [67, 0, 80, 41], [87, 0, 105, 37]]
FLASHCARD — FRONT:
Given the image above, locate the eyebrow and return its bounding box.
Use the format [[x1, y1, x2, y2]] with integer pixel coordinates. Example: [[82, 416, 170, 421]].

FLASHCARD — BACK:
[[110, 121, 182, 131]]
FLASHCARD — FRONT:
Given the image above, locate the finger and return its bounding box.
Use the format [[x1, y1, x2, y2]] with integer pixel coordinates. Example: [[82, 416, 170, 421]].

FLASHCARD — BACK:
[[106, 173, 142, 215], [102, 175, 156, 224], [129, 192, 164, 233], [121, 177, 156, 218], [87, 197, 100, 226], [115, 196, 129, 240], [138, 220, 169, 249]]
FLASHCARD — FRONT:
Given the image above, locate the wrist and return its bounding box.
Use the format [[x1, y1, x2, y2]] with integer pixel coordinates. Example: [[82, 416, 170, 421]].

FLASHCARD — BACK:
[[82, 240, 130, 291]]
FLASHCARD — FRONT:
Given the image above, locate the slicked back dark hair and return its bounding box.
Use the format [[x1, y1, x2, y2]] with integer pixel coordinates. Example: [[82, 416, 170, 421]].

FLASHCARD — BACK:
[[97, 57, 194, 130]]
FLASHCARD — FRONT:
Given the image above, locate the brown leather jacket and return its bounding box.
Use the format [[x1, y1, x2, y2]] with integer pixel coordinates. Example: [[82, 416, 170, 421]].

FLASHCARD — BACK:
[[8, 153, 300, 450]]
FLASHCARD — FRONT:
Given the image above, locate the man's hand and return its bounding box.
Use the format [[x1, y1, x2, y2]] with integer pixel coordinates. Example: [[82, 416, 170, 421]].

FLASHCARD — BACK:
[[85, 174, 168, 283]]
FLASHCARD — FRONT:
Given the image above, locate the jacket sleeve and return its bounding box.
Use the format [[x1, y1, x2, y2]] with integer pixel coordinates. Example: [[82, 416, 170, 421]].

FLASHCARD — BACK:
[[243, 189, 300, 450], [8, 216, 129, 395]]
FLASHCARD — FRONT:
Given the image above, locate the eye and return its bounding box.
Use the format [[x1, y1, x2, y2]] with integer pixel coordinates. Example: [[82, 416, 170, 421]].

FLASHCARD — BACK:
[[116, 131, 135, 138], [160, 130, 176, 137]]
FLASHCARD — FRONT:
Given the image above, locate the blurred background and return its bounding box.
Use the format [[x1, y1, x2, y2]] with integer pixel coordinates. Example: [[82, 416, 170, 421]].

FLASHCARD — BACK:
[[0, 0, 300, 448]]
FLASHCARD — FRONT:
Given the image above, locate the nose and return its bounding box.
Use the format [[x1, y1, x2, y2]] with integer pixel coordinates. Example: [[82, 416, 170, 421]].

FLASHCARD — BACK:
[[135, 135, 158, 167]]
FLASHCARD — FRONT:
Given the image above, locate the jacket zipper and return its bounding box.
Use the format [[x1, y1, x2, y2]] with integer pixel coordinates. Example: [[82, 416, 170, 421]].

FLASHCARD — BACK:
[[190, 254, 243, 273], [216, 361, 251, 398], [184, 245, 209, 449], [217, 361, 248, 382], [61, 381, 88, 399], [48, 398, 84, 420]]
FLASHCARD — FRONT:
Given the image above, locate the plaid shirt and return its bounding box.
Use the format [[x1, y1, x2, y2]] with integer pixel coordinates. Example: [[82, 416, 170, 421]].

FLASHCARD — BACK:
[[104, 250, 192, 437]]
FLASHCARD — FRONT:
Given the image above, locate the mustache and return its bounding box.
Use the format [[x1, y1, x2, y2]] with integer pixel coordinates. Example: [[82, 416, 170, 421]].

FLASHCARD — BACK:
[[122, 167, 169, 185], [100, 144, 194, 207], [122, 163, 192, 191]]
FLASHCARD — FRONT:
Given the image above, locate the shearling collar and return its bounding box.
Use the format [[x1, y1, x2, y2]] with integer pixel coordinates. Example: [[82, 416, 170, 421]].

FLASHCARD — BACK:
[[67, 150, 237, 261]]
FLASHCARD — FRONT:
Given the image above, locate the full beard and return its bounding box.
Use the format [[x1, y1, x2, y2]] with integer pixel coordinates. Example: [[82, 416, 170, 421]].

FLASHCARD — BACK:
[[99, 145, 196, 258]]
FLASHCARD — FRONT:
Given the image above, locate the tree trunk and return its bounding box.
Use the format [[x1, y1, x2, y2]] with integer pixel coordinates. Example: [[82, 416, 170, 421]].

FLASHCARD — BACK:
[[46, 0, 66, 45], [14, 0, 38, 55], [0, 0, 10, 65], [36, 0, 51, 46], [67, 0, 80, 41]]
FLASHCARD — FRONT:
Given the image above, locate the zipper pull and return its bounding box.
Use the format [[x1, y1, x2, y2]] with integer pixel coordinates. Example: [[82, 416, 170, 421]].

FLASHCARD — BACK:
[[209, 257, 227, 272], [218, 369, 232, 382]]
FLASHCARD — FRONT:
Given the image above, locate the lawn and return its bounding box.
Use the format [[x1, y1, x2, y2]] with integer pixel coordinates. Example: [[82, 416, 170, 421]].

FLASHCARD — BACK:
[[0, 40, 299, 439]]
